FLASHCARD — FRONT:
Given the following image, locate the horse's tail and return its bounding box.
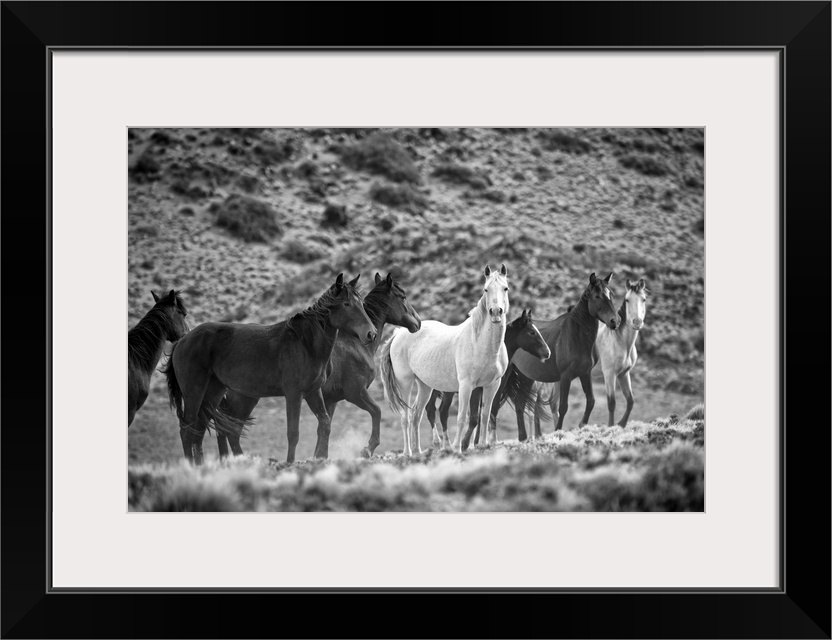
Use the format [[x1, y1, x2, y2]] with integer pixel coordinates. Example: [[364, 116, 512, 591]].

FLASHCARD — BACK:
[[502, 366, 552, 423], [164, 342, 252, 438], [198, 400, 253, 440], [164, 342, 185, 422], [379, 333, 409, 414], [532, 383, 554, 425]]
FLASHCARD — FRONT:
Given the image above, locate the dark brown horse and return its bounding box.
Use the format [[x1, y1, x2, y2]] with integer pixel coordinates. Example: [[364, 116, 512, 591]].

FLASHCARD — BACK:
[[164, 274, 376, 464], [217, 270, 422, 458], [128, 290, 188, 427], [498, 272, 619, 438], [424, 310, 551, 449]]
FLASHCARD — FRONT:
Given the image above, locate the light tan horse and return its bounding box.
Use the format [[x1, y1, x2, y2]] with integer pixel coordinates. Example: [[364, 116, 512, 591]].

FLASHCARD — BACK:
[[379, 264, 510, 454], [593, 278, 648, 427]]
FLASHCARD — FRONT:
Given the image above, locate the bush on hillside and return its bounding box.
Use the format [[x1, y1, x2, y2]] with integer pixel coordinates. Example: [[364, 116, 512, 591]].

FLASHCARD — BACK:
[[336, 132, 420, 184], [213, 194, 282, 242], [370, 182, 430, 214]]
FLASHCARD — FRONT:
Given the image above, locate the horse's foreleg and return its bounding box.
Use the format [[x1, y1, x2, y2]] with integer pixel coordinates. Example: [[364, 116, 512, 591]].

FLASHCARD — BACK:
[[578, 372, 595, 428], [285, 391, 303, 463], [307, 389, 332, 460], [490, 366, 512, 436], [532, 386, 541, 440], [438, 392, 453, 448], [425, 390, 441, 447], [469, 387, 483, 446], [556, 377, 573, 431], [603, 369, 618, 427], [400, 408, 411, 457], [217, 433, 230, 459], [454, 382, 474, 452], [549, 382, 560, 433], [344, 388, 382, 458], [617, 370, 635, 428], [480, 380, 501, 446]]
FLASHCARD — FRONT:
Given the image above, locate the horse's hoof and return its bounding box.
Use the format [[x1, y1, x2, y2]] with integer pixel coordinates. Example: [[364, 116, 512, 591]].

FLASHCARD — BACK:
[[360, 447, 372, 459]]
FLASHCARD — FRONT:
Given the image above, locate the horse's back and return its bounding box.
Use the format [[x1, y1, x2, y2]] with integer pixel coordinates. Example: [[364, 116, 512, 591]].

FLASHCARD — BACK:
[[390, 320, 463, 391]]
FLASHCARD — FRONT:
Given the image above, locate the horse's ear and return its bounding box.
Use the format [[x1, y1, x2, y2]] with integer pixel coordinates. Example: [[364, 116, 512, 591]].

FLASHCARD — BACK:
[[500, 263, 508, 276], [151, 290, 160, 303], [604, 272, 613, 284], [527, 309, 532, 319], [589, 273, 597, 285], [348, 274, 361, 288], [484, 265, 492, 277], [334, 273, 344, 290], [626, 278, 632, 289], [168, 289, 176, 301], [375, 273, 383, 285], [638, 278, 646, 290]]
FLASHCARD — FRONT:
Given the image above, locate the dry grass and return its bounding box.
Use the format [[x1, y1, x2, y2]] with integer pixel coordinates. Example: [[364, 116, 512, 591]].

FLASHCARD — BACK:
[[129, 418, 704, 512]]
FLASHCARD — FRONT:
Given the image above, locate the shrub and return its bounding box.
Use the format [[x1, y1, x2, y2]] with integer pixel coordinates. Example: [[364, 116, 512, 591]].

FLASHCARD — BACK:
[[369, 182, 429, 214], [281, 238, 326, 264], [685, 403, 705, 421], [336, 132, 420, 184], [321, 203, 348, 228], [214, 194, 282, 242], [431, 163, 490, 189], [538, 129, 593, 154], [481, 189, 507, 204], [619, 153, 670, 177], [253, 138, 298, 165]]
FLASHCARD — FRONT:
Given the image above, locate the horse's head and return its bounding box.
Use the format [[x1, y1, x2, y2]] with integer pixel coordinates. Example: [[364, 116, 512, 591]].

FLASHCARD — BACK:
[[328, 273, 378, 344], [586, 272, 618, 330], [512, 309, 551, 362], [151, 289, 189, 341], [372, 271, 421, 333], [483, 263, 510, 324], [623, 278, 648, 330]]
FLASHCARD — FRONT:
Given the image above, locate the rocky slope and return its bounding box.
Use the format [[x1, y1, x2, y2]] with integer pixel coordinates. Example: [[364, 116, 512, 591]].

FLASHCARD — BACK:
[[129, 127, 704, 397]]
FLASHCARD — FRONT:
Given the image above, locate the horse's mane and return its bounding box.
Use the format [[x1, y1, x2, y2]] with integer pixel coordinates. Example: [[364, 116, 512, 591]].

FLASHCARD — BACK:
[[286, 281, 363, 335], [128, 292, 185, 368]]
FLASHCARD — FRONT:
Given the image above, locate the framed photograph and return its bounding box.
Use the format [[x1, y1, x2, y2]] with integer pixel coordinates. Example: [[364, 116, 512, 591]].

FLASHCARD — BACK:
[[3, 2, 829, 638]]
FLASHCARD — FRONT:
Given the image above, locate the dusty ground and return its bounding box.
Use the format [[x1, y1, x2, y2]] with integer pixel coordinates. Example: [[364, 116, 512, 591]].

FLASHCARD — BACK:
[[129, 416, 705, 512], [128, 127, 704, 481]]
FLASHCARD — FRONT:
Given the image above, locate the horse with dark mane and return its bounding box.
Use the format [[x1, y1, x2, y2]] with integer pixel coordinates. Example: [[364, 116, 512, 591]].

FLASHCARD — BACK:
[[498, 272, 618, 438], [217, 270, 422, 458], [424, 309, 550, 449], [164, 274, 376, 464], [128, 290, 188, 427]]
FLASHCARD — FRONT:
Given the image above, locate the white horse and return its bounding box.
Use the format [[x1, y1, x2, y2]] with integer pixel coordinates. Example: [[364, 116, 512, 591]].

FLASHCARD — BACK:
[[379, 264, 510, 455], [593, 278, 648, 427]]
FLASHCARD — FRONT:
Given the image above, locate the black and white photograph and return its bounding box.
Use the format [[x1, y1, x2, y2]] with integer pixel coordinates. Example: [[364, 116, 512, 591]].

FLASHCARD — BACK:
[[127, 127, 705, 512]]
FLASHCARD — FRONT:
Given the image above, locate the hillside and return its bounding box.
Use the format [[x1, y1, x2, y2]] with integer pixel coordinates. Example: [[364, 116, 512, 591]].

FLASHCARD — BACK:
[[128, 127, 705, 463]]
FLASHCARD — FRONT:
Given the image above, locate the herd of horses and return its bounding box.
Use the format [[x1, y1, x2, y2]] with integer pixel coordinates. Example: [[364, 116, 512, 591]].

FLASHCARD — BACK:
[[127, 266, 648, 464]]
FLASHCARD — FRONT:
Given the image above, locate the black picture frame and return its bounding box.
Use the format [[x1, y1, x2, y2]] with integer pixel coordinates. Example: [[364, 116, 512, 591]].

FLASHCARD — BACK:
[[2, 2, 829, 638]]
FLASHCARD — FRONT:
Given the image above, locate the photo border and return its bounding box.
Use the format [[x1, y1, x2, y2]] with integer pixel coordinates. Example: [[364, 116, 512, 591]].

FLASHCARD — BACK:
[[2, 2, 829, 638]]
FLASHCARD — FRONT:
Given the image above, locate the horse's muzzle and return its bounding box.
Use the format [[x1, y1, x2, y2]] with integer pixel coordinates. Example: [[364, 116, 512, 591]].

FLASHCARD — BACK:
[[632, 319, 643, 330], [406, 315, 422, 333], [489, 308, 505, 324]]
